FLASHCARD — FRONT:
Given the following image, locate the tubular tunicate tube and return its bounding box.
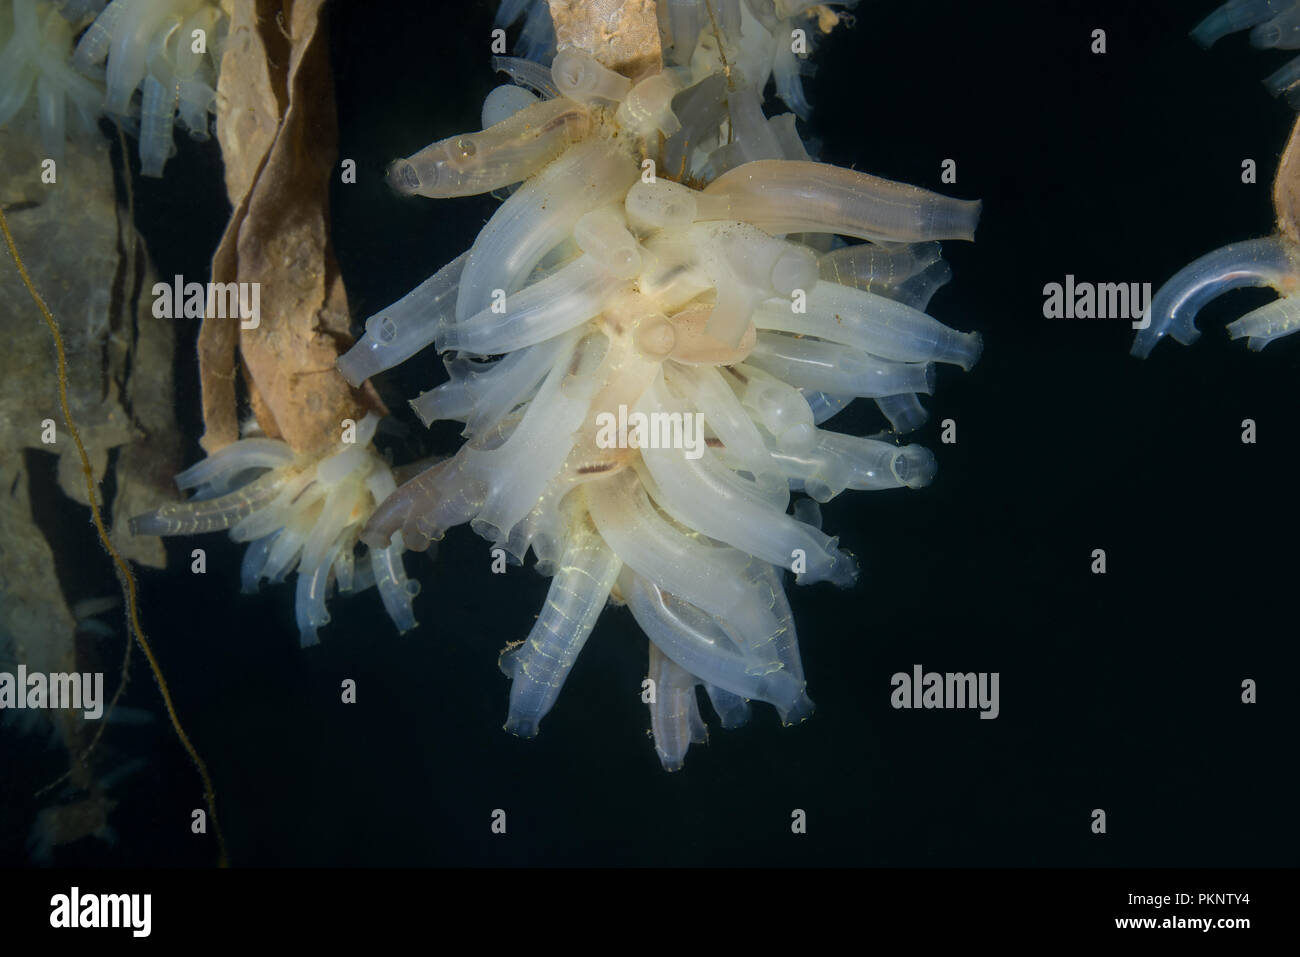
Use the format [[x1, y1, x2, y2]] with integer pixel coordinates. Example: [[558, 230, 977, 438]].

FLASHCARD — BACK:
[[295, 541, 340, 648], [386, 98, 589, 199], [737, 557, 806, 684], [240, 532, 278, 593], [748, 332, 936, 398], [257, 521, 304, 586], [174, 437, 294, 490], [703, 160, 981, 243], [471, 334, 605, 543], [411, 335, 568, 433], [1132, 237, 1300, 358], [703, 684, 751, 729], [615, 71, 682, 139], [691, 222, 818, 346], [714, 0, 741, 36], [792, 497, 823, 531], [298, 477, 362, 576], [1265, 52, 1300, 99], [0, 67, 35, 131], [439, 254, 628, 356], [646, 642, 708, 771], [723, 84, 785, 164], [138, 73, 177, 177], [455, 141, 637, 320], [620, 569, 810, 726], [103, 0, 183, 114], [662, 72, 726, 179], [772, 33, 813, 119], [550, 49, 631, 104], [769, 431, 936, 500], [890, 260, 954, 311], [491, 55, 559, 98], [767, 115, 811, 165], [176, 6, 223, 78], [514, 0, 555, 62], [334, 542, 355, 593], [636, 237, 712, 307], [727, 363, 817, 453], [1226, 294, 1300, 348], [754, 280, 983, 369], [371, 537, 419, 635], [35, 76, 63, 164], [177, 78, 217, 137], [362, 455, 487, 553], [494, 0, 530, 30], [668, 364, 781, 478], [72, 0, 126, 68], [802, 391, 854, 425], [1251, 5, 1300, 47], [228, 470, 316, 543], [875, 393, 929, 433], [315, 415, 380, 485], [337, 252, 467, 386], [588, 471, 784, 647], [639, 437, 856, 585], [666, 0, 707, 64], [129, 471, 284, 536], [1191, 0, 1290, 48], [499, 517, 622, 737], [360, 475, 420, 622], [818, 242, 944, 291]]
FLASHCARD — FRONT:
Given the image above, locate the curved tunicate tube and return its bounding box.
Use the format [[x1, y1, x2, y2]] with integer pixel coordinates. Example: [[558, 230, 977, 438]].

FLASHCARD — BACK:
[[129, 471, 284, 536], [455, 140, 637, 320], [748, 332, 936, 398], [174, 438, 294, 491], [646, 642, 708, 770], [754, 280, 983, 369], [411, 335, 569, 434], [386, 98, 590, 199], [491, 55, 559, 99], [550, 49, 631, 104], [874, 393, 929, 433], [337, 252, 467, 387], [1226, 294, 1300, 348], [1132, 236, 1300, 358], [703, 160, 982, 243], [620, 567, 812, 726], [588, 471, 782, 647], [1192, 0, 1290, 48], [499, 514, 622, 736], [439, 254, 628, 356]]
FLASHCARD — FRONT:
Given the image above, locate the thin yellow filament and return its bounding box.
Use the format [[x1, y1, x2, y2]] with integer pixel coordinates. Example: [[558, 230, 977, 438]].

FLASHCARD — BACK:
[[0, 201, 228, 868]]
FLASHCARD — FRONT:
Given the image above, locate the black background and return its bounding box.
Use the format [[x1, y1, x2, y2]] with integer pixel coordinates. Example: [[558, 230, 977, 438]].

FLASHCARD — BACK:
[[3, 0, 1297, 867]]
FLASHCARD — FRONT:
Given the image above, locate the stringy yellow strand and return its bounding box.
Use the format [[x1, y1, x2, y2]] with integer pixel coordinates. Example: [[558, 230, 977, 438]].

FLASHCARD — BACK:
[[0, 203, 229, 868], [36, 128, 139, 803]]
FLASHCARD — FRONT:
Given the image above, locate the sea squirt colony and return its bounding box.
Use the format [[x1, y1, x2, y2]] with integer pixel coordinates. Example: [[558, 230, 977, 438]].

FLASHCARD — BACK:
[[338, 0, 983, 768]]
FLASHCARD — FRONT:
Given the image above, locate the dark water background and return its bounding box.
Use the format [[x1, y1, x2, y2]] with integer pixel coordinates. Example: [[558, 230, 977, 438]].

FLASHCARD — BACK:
[[4, 0, 1297, 866]]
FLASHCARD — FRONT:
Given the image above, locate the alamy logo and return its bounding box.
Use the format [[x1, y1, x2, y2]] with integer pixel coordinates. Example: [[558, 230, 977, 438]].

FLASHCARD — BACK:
[[152, 275, 261, 328], [0, 667, 103, 719], [890, 664, 999, 719], [50, 887, 151, 937], [1042, 275, 1151, 322], [594, 404, 706, 460]]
